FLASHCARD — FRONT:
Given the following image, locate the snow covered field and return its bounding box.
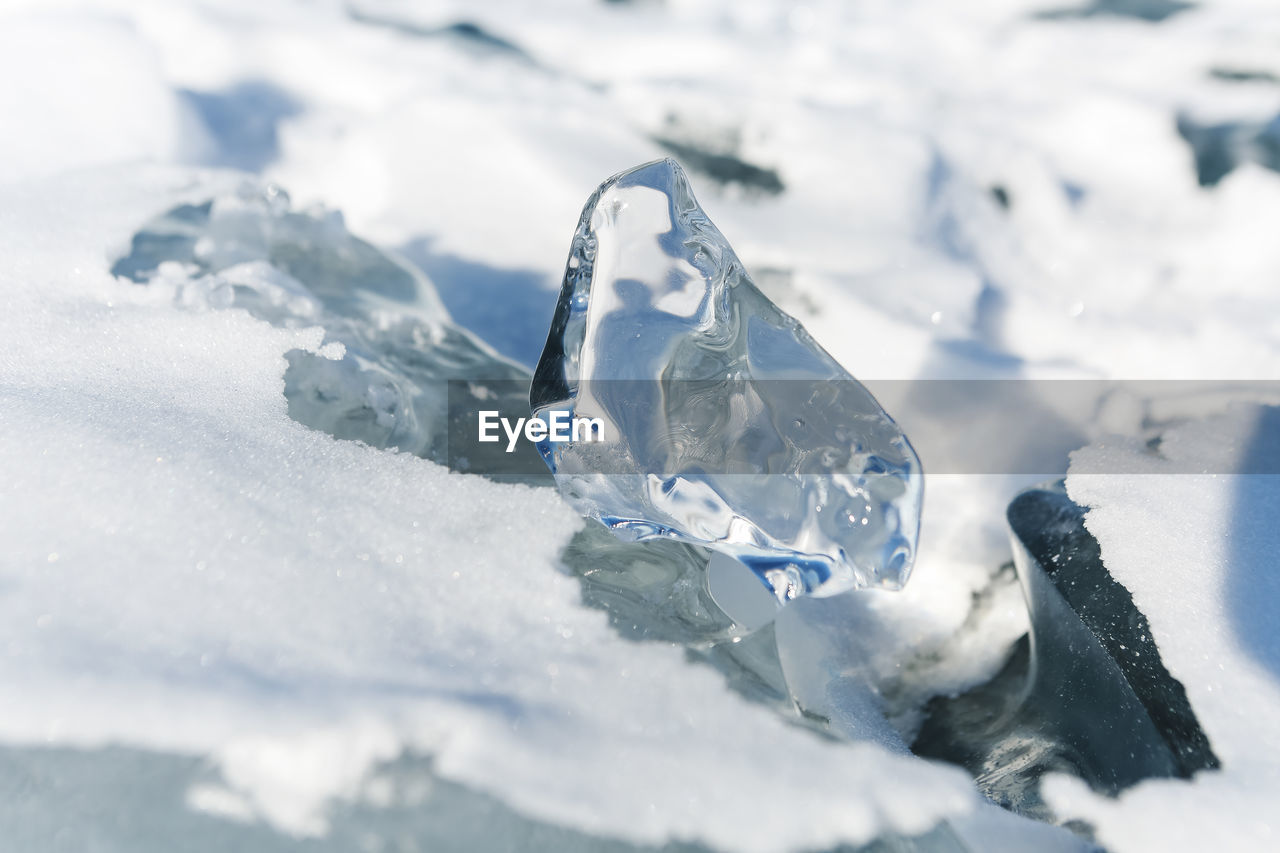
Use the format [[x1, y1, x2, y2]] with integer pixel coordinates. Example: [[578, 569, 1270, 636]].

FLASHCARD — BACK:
[[2, 0, 1279, 850]]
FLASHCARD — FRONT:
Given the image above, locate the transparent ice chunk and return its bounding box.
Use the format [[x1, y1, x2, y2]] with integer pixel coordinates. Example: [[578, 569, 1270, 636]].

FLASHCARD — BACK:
[[113, 182, 535, 474], [531, 159, 923, 600]]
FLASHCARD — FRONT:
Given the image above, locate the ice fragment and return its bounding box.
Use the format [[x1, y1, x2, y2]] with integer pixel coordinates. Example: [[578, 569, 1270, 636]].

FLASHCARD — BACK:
[[531, 159, 923, 600]]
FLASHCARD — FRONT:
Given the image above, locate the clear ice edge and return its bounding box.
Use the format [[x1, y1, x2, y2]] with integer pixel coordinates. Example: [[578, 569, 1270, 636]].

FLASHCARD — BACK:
[[531, 159, 923, 601]]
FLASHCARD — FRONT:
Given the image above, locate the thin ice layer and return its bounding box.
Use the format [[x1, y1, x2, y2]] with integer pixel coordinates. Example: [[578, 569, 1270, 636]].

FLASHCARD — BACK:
[[532, 159, 923, 599]]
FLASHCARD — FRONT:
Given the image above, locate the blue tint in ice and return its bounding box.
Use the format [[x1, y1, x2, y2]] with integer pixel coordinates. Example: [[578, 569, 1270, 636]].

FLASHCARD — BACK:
[[531, 159, 923, 600]]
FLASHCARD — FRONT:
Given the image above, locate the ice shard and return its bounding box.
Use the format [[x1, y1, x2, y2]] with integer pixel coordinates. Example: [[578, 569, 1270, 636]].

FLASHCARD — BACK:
[[113, 182, 537, 476], [531, 159, 923, 600], [912, 481, 1218, 818]]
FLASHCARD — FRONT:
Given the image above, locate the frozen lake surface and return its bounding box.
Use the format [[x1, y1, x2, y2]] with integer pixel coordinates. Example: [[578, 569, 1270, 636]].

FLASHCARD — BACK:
[[2, 1, 1279, 850]]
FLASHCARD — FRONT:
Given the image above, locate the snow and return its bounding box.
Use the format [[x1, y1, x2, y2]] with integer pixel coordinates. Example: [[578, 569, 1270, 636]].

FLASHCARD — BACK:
[[0, 10, 195, 184], [2, 0, 1279, 849]]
